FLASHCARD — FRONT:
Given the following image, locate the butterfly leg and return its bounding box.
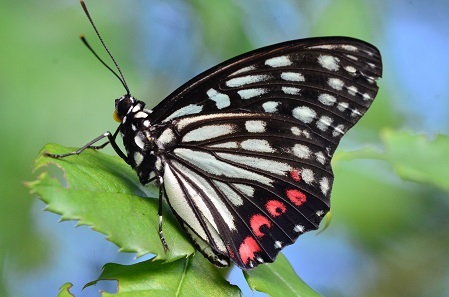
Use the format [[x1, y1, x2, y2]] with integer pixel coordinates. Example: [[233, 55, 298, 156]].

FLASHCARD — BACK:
[[44, 126, 128, 163], [157, 176, 170, 252]]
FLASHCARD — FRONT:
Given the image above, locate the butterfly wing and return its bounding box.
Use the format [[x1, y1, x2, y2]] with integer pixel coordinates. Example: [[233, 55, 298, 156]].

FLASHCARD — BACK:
[[149, 37, 382, 269], [149, 36, 382, 154]]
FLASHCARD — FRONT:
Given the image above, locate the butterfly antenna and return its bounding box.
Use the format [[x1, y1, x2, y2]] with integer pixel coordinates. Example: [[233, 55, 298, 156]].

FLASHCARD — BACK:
[[80, 0, 130, 95]]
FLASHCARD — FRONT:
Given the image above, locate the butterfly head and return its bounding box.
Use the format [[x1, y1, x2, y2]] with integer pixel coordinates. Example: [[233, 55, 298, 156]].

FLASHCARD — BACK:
[[113, 94, 137, 122]]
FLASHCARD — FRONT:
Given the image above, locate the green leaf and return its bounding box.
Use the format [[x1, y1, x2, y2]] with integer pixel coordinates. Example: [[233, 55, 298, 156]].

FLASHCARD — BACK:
[[244, 253, 320, 297], [86, 254, 240, 297], [57, 283, 75, 297], [381, 130, 449, 192], [28, 143, 320, 296], [27, 143, 194, 261]]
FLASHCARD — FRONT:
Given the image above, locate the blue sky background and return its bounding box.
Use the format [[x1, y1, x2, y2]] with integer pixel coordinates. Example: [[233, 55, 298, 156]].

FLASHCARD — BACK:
[[2, 0, 449, 296]]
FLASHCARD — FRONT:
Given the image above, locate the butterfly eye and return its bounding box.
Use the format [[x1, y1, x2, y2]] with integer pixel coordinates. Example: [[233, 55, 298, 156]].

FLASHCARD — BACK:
[[115, 95, 134, 119]]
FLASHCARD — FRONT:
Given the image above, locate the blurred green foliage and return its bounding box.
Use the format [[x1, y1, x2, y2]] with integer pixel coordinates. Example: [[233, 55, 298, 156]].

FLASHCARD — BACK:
[[2, 0, 449, 296]]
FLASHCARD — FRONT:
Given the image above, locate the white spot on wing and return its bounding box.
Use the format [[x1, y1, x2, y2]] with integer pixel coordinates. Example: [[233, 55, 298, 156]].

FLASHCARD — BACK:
[[362, 93, 371, 101], [366, 76, 376, 84], [265, 55, 292, 67], [183, 124, 235, 142], [318, 93, 336, 106], [292, 106, 317, 123], [207, 88, 231, 109], [337, 102, 349, 112], [333, 124, 345, 137], [328, 78, 344, 90], [230, 65, 256, 76], [351, 108, 362, 117], [226, 74, 269, 87], [294, 225, 305, 233], [317, 115, 333, 131], [320, 177, 330, 195], [342, 45, 358, 51], [291, 127, 311, 138], [241, 139, 274, 153], [347, 85, 358, 96], [245, 120, 266, 133], [262, 101, 279, 113], [176, 113, 254, 130], [237, 88, 267, 99], [315, 151, 326, 165], [345, 65, 356, 74], [301, 168, 315, 184], [274, 241, 282, 249], [308, 44, 335, 50], [291, 126, 301, 136], [281, 72, 305, 82], [318, 55, 340, 71], [207, 141, 239, 149], [217, 152, 292, 177], [162, 104, 203, 122], [292, 144, 311, 159], [282, 86, 301, 95]]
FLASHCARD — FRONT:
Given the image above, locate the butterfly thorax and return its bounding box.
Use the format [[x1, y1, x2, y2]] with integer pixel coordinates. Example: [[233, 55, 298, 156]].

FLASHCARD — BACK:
[[116, 94, 170, 185]]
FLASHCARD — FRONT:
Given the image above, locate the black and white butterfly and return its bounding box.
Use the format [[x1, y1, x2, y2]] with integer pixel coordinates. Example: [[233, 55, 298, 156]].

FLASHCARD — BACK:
[[47, 2, 382, 270]]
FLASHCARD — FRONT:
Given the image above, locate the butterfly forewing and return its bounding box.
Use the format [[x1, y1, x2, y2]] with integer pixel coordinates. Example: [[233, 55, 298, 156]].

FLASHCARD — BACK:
[[148, 37, 381, 153]]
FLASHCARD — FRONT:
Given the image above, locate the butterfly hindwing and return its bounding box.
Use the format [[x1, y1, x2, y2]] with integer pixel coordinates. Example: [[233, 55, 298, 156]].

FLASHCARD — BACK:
[[160, 112, 333, 269]]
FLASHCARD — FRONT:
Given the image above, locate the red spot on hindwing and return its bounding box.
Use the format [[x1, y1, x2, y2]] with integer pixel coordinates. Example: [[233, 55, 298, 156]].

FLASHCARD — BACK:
[[265, 200, 287, 217], [286, 189, 307, 206], [290, 169, 301, 182], [250, 214, 272, 238], [239, 236, 261, 265]]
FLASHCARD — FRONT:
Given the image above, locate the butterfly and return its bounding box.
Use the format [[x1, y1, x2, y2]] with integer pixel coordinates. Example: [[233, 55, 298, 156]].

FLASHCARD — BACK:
[[46, 1, 382, 270]]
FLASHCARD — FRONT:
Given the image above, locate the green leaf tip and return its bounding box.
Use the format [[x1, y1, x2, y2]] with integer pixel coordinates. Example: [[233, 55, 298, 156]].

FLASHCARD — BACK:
[[57, 282, 75, 297]]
